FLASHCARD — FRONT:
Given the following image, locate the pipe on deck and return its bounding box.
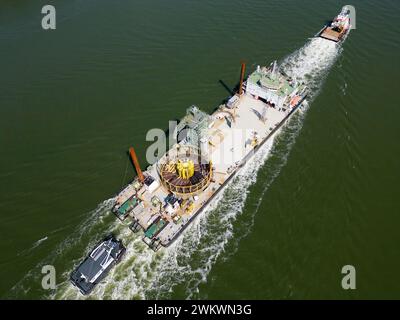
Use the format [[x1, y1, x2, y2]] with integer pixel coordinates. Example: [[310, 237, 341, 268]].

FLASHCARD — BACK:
[[239, 61, 246, 95], [129, 147, 144, 183]]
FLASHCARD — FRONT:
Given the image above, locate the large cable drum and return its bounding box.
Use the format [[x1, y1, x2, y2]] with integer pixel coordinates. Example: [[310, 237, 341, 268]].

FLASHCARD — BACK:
[[158, 144, 212, 197]]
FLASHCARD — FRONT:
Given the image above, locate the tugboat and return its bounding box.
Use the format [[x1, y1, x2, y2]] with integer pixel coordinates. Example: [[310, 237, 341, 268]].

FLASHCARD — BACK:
[[70, 235, 125, 295], [318, 6, 351, 42]]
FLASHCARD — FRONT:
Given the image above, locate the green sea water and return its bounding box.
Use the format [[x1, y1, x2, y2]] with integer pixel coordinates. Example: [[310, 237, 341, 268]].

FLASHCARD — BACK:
[[1, 0, 399, 299]]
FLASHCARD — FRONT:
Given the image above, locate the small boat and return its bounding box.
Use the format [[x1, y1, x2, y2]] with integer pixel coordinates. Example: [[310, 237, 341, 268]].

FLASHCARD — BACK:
[[318, 6, 351, 42], [70, 235, 125, 295]]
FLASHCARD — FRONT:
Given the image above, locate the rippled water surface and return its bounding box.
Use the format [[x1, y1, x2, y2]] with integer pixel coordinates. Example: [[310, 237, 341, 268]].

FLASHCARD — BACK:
[[1, 0, 399, 299]]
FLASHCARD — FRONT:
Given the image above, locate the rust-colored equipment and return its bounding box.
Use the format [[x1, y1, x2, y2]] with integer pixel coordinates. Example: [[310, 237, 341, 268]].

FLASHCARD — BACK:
[[239, 61, 246, 95], [129, 147, 144, 182]]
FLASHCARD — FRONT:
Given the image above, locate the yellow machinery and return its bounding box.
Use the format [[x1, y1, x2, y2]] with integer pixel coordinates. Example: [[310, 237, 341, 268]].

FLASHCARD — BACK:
[[159, 145, 212, 196], [185, 202, 195, 214], [176, 159, 195, 180], [251, 136, 259, 147], [177, 199, 195, 216], [251, 131, 259, 147]]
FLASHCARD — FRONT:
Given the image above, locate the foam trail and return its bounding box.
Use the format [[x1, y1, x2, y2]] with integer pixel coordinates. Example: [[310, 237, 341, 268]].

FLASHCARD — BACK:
[[56, 37, 342, 300], [16, 237, 49, 259], [11, 36, 343, 300], [8, 198, 116, 299], [31, 237, 48, 249], [53, 135, 277, 300], [281, 37, 340, 96]]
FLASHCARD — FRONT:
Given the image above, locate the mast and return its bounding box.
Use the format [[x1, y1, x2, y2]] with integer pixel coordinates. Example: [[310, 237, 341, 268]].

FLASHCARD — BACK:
[[239, 61, 246, 95], [129, 147, 144, 183], [272, 60, 278, 77]]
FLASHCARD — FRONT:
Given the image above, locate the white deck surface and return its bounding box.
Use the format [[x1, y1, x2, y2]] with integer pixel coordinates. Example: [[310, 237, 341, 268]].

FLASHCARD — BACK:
[[114, 92, 297, 247]]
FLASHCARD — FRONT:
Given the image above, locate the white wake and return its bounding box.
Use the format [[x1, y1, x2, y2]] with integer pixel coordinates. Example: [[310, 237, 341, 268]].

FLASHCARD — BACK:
[[56, 37, 341, 300], [10, 36, 343, 300]]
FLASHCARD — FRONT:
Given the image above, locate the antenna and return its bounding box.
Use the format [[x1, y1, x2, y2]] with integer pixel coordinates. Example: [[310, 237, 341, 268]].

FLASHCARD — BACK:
[[261, 106, 267, 123], [272, 60, 278, 76]]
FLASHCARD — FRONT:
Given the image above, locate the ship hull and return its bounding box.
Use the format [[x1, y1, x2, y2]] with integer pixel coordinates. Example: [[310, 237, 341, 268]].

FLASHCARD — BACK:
[[111, 8, 349, 252], [162, 95, 307, 248]]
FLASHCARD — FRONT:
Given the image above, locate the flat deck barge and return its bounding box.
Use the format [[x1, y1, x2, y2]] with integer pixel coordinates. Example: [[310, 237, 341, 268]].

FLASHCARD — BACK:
[[113, 61, 308, 251], [111, 6, 351, 251]]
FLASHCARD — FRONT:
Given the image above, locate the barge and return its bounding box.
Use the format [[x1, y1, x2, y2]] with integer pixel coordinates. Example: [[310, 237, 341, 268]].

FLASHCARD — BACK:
[[70, 6, 352, 295], [112, 59, 308, 251], [114, 7, 350, 253]]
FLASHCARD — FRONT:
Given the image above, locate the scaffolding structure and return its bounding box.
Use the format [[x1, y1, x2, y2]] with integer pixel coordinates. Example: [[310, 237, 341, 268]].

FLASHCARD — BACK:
[[157, 144, 212, 197]]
